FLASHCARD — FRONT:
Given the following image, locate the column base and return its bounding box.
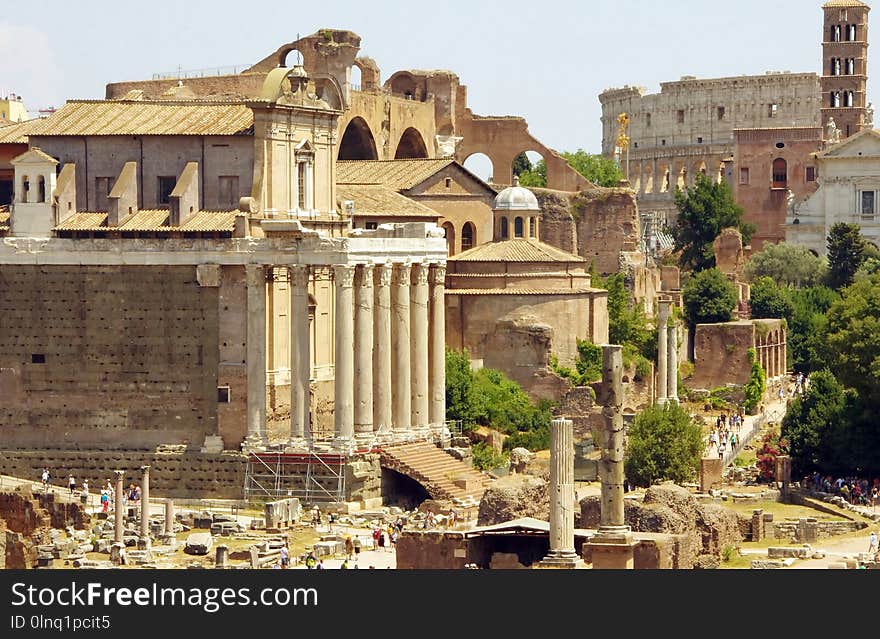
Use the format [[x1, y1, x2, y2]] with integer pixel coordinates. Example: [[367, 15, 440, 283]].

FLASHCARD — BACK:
[[241, 435, 268, 453], [656, 397, 668, 406], [584, 526, 637, 570], [535, 551, 586, 569], [284, 437, 310, 452]]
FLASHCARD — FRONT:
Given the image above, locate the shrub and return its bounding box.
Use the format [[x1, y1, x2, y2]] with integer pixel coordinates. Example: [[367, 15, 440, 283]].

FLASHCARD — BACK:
[[471, 442, 508, 471], [755, 429, 788, 481], [625, 402, 704, 487], [743, 348, 766, 414]]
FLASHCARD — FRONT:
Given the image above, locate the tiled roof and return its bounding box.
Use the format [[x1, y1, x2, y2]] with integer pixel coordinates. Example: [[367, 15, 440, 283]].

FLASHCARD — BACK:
[[26, 100, 254, 137], [822, 1, 867, 7], [336, 159, 455, 190], [449, 239, 585, 263], [337, 184, 439, 217], [0, 206, 9, 231], [55, 209, 237, 232], [447, 288, 597, 296], [0, 119, 34, 144]]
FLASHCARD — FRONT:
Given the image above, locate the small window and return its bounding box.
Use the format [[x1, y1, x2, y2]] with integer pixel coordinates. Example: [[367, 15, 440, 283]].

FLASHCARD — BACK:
[[31, 354, 45, 364], [461, 222, 475, 250], [444, 177, 452, 189], [805, 167, 816, 182], [157, 176, 176, 207], [768, 104, 778, 118], [37, 176, 46, 202], [217, 386, 231, 403], [500, 217, 509, 239], [661, 139, 666, 146], [514, 217, 524, 238], [772, 158, 788, 188], [633, 142, 638, 149], [697, 137, 703, 144], [717, 106, 725, 121], [297, 163, 307, 210], [365, 221, 378, 230], [861, 191, 875, 219], [677, 110, 685, 124], [776, 142, 785, 149], [739, 168, 750, 185]]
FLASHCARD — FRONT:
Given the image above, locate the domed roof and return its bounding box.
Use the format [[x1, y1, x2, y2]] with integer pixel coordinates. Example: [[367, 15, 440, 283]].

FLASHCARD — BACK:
[[493, 176, 539, 211]]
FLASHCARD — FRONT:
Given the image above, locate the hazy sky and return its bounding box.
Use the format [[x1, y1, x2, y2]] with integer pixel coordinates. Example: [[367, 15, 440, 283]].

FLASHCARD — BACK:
[[1, 0, 870, 155]]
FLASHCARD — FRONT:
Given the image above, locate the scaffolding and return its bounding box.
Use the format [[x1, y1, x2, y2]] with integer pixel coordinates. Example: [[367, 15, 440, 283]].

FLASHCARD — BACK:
[[243, 452, 346, 504]]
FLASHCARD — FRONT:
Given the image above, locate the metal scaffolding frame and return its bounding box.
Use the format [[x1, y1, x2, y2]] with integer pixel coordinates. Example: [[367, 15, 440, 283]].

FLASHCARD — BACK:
[[244, 452, 346, 504]]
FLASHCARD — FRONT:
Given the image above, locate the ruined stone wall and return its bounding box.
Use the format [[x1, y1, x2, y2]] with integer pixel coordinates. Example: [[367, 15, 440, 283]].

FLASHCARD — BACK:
[[0, 451, 247, 498], [533, 189, 578, 254], [396, 531, 469, 569], [571, 188, 640, 275], [689, 322, 755, 390], [105, 74, 268, 100], [0, 265, 220, 450]]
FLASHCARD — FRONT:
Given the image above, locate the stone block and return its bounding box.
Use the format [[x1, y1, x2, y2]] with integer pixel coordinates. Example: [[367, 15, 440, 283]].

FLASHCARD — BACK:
[[184, 533, 213, 555], [750, 560, 783, 569]]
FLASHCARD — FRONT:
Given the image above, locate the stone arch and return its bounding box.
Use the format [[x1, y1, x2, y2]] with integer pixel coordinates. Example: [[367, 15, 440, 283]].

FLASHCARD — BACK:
[[386, 71, 425, 101], [659, 164, 671, 193], [461, 221, 476, 251], [442, 221, 456, 256], [352, 57, 380, 92], [394, 127, 429, 159], [676, 165, 688, 190], [642, 164, 653, 194], [277, 47, 306, 68], [339, 117, 379, 160], [463, 153, 494, 183]]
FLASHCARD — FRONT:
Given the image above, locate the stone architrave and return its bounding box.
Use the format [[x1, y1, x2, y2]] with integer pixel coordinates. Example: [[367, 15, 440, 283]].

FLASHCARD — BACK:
[[289, 265, 310, 449], [140, 465, 150, 541], [429, 265, 448, 440], [391, 263, 412, 441], [410, 262, 430, 439], [354, 264, 375, 449], [667, 322, 679, 403], [584, 345, 636, 569], [333, 265, 355, 452], [538, 418, 583, 569], [114, 470, 125, 545], [244, 264, 267, 449], [373, 264, 394, 443], [656, 299, 671, 404]]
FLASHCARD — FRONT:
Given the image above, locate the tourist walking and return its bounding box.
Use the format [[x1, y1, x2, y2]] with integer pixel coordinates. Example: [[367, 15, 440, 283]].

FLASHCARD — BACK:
[[869, 531, 878, 555], [40, 467, 50, 492], [280, 545, 289, 569], [68, 474, 76, 496]]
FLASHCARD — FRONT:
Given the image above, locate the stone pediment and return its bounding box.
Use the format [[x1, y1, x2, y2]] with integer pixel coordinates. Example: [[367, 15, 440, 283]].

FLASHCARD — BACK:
[[820, 128, 880, 159], [10, 147, 58, 166]]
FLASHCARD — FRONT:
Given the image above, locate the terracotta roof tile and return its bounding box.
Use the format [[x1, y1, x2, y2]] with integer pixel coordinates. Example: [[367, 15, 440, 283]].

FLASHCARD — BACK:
[[26, 100, 254, 137], [337, 184, 439, 217], [336, 158, 455, 190], [0, 119, 35, 144], [448, 239, 585, 263], [0, 206, 9, 231], [55, 209, 236, 232]]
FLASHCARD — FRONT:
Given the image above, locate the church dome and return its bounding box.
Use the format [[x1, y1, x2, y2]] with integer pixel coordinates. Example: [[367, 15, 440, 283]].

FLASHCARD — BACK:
[[493, 176, 539, 211]]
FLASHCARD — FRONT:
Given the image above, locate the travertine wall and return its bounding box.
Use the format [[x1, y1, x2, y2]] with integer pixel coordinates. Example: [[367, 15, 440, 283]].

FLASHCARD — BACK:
[[0, 265, 221, 450]]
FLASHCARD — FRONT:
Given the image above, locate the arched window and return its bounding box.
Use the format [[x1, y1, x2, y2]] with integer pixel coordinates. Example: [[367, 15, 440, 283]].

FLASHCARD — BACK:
[[461, 222, 475, 251], [832, 58, 840, 75], [37, 176, 45, 203], [514, 217, 524, 238], [20, 175, 29, 202], [851, 24, 857, 41], [772, 158, 787, 189], [500, 217, 509, 239], [833, 91, 842, 108], [529, 216, 537, 238]]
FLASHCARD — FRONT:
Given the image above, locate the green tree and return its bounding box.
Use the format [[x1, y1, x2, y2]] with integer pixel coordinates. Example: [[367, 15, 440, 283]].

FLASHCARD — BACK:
[[560, 149, 624, 187], [517, 159, 546, 187], [445, 348, 477, 428], [671, 174, 756, 272], [743, 348, 766, 415], [786, 286, 837, 373], [749, 276, 794, 320], [823, 272, 880, 406], [781, 369, 849, 477], [826, 222, 869, 290], [682, 268, 738, 326], [512, 152, 532, 177], [743, 242, 828, 288], [624, 403, 703, 487]]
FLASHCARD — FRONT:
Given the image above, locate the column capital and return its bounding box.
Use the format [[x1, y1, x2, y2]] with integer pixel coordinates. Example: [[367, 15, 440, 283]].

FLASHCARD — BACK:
[[392, 263, 412, 286], [245, 264, 265, 287], [429, 264, 447, 285], [114, 470, 125, 480], [411, 262, 429, 286], [334, 264, 355, 288], [140, 465, 150, 474], [357, 264, 374, 288], [375, 262, 393, 287], [289, 264, 310, 288]]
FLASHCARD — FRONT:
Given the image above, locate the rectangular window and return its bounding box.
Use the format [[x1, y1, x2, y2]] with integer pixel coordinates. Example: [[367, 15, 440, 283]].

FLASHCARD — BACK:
[[768, 103, 778, 117], [217, 386, 231, 403], [31, 354, 45, 364], [739, 168, 750, 185], [661, 139, 666, 146], [717, 106, 725, 120], [697, 137, 703, 144], [298, 163, 307, 210], [646, 113, 651, 127], [861, 191, 875, 219], [365, 221, 378, 230], [805, 167, 817, 182], [677, 110, 685, 124], [157, 176, 176, 208], [95, 177, 113, 211], [218, 176, 239, 209]]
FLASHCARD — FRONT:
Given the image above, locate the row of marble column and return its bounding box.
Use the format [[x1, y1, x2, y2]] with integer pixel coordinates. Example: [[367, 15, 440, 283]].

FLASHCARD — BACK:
[[632, 157, 725, 197], [656, 298, 679, 404], [244, 262, 447, 452], [756, 332, 787, 380]]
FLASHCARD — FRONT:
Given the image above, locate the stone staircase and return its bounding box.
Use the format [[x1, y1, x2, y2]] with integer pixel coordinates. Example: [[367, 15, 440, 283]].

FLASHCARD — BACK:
[[379, 442, 490, 506]]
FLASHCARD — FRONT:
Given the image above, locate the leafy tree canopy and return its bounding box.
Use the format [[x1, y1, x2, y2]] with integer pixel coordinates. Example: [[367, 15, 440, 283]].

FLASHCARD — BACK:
[[826, 222, 869, 290], [749, 276, 794, 320], [682, 268, 738, 327], [743, 242, 828, 288], [671, 174, 755, 272], [625, 403, 703, 487]]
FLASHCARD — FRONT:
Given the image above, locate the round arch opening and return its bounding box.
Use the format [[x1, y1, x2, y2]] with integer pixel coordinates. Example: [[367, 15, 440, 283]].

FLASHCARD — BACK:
[[512, 150, 546, 187], [394, 127, 429, 159], [463, 153, 494, 184], [339, 117, 379, 160]]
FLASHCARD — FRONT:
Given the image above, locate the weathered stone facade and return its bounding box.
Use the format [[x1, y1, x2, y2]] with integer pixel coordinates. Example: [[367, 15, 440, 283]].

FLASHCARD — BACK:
[[690, 319, 787, 390]]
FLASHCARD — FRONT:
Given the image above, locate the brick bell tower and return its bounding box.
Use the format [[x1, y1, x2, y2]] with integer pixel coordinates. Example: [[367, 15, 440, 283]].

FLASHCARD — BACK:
[[821, 1, 871, 139]]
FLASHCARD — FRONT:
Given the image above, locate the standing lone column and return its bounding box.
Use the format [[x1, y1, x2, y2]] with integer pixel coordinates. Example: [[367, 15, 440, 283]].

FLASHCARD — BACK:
[[410, 262, 430, 440], [429, 265, 448, 441], [140, 465, 150, 540], [584, 345, 636, 569], [354, 264, 375, 449], [164, 499, 175, 538], [333, 265, 355, 452], [373, 264, 393, 443], [392, 263, 412, 441], [288, 265, 310, 449], [656, 299, 671, 404], [667, 321, 679, 403], [114, 470, 125, 544], [244, 264, 267, 449], [538, 418, 583, 568]]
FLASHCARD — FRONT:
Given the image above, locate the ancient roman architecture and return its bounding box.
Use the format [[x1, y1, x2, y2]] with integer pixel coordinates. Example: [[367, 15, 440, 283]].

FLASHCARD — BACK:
[[537, 417, 583, 569], [821, 1, 871, 138]]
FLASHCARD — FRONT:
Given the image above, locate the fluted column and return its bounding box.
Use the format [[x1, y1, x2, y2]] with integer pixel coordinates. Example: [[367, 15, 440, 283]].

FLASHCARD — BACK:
[[657, 299, 671, 404], [289, 265, 310, 449], [244, 264, 267, 449], [542, 417, 580, 566], [140, 465, 150, 539], [667, 322, 679, 403], [410, 262, 430, 439], [114, 470, 125, 544], [429, 265, 448, 440], [392, 263, 412, 441], [373, 264, 393, 443], [333, 265, 355, 451], [354, 264, 374, 449]]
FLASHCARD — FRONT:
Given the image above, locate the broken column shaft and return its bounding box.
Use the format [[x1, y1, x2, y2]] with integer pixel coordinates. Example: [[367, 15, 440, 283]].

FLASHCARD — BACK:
[[657, 299, 671, 404], [164, 499, 174, 537], [114, 470, 125, 544]]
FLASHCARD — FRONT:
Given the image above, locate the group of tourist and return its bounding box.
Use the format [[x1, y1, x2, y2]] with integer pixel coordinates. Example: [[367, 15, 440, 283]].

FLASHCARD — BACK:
[[707, 412, 744, 459], [806, 473, 880, 509]]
